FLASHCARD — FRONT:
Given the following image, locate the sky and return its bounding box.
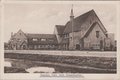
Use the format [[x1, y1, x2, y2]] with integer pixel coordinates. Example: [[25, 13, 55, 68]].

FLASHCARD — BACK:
[[3, 3, 117, 42]]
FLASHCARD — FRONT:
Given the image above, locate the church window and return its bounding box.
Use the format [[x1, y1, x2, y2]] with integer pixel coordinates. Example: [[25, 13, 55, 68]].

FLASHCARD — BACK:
[[96, 31, 99, 38], [90, 19, 92, 24]]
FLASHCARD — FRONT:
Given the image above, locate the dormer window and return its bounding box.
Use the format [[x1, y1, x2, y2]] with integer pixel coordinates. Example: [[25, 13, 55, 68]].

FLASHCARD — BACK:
[[32, 38, 38, 41], [41, 38, 46, 41]]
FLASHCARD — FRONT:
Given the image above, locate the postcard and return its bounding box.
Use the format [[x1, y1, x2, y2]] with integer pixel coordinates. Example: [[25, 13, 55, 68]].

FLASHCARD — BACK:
[[0, 0, 120, 80]]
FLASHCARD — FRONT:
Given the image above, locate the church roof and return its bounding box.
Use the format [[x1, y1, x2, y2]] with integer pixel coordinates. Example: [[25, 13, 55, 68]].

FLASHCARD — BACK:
[[59, 9, 108, 44], [84, 22, 98, 37], [26, 33, 56, 39], [64, 10, 95, 33], [55, 25, 65, 34]]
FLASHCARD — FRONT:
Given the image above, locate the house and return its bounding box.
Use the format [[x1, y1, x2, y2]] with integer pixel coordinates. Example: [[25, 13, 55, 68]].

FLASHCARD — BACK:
[[8, 30, 58, 50]]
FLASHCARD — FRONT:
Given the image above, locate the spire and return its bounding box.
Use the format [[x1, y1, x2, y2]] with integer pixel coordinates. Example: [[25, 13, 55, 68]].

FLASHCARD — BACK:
[[70, 4, 74, 50], [70, 4, 74, 18]]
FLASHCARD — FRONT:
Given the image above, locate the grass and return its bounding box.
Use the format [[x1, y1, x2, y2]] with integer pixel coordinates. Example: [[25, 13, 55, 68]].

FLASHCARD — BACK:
[[4, 67, 28, 73], [5, 59, 116, 73], [5, 53, 116, 69]]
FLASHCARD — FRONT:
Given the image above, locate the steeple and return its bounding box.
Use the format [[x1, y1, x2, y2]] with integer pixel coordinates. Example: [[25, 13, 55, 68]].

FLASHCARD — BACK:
[[70, 4, 74, 19], [70, 4, 74, 50]]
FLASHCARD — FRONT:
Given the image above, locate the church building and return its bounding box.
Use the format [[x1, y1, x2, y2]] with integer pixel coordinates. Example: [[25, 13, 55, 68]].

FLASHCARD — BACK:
[[54, 9, 114, 50], [6, 9, 115, 51]]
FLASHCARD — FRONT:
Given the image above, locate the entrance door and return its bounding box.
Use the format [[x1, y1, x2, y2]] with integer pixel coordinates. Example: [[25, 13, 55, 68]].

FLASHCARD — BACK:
[[23, 45, 26, 50], [76, 44, 80, 50]]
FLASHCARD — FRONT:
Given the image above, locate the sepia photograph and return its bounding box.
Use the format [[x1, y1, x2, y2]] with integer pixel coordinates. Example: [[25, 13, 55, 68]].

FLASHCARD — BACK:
[[4, 2, 117, 73], [0, 0, 120, 80]]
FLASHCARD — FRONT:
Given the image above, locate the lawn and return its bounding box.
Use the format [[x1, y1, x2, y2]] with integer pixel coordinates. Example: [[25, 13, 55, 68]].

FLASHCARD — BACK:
[[4, 51, 116, 73]]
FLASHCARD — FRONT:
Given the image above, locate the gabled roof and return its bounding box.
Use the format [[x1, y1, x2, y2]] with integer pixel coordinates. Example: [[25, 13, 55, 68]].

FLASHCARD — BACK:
[[84, 22, 99, 37], [63, 9, 107, 34], [59, 9, 108, 44], [11, 29, 27, 40], [26, 34, 56, 39], [64, 10, 94, 33], [55, 25, 65, 34]]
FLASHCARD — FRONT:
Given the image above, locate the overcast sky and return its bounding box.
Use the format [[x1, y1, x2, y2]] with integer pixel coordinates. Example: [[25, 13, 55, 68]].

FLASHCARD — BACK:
[[3, 3, 117, 42]]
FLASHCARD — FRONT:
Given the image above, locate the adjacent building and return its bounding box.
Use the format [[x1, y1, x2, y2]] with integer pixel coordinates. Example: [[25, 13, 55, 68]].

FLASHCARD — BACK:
[[7, 30, 58, 50], [5, 9, 116, 51]]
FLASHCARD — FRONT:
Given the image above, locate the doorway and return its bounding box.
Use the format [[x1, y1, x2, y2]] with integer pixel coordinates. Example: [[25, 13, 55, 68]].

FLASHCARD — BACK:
[[76, 44, 80, 50]]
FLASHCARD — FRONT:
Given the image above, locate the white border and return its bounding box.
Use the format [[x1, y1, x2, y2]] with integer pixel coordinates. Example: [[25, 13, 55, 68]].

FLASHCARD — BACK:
[[0, 1, 120, 80]]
